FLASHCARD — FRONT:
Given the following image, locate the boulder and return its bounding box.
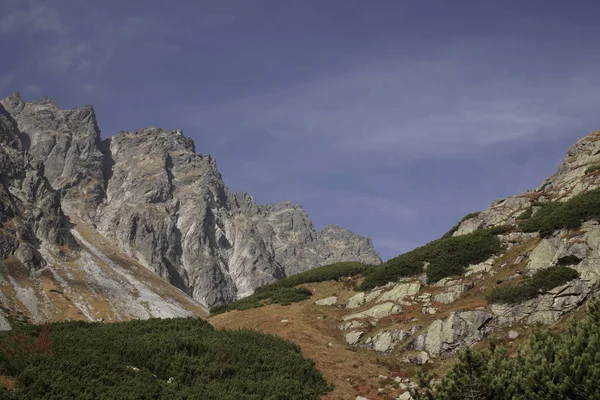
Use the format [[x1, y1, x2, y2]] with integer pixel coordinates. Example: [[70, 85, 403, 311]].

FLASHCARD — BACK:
[[433, 283, 471, 304], [411, 311, 494, 357], [343, 302, 402, 321], [346, 289, 383, 309], [345, 330, 364, 346], [315, 296, 338, 306], [377, 282, 421, 303], [338, 320, 366, 331]]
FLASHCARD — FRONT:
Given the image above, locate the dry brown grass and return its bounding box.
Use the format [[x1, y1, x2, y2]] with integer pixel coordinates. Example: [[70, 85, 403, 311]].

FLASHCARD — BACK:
[[0, 376, 16, 391], [210, 280, 407, 400]]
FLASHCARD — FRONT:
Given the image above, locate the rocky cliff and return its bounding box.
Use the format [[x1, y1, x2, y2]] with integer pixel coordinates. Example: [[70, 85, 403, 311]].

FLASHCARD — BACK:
[[0, 96, 208, 328], [0, 93, 381, 314]]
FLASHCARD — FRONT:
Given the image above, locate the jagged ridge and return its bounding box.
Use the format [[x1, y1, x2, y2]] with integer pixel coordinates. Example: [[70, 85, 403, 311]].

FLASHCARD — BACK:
[[0, 93, 381, 310]]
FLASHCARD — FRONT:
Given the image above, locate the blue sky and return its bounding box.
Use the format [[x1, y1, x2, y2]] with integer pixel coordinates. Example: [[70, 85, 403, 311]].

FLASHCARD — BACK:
[[1, 0, 600, 260]]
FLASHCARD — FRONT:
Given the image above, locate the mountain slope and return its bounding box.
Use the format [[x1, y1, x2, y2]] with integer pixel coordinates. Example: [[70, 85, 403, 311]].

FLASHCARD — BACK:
[[0, 92, 380, 316], [0, 98, 208, 328], [210, 129, 600, 400]]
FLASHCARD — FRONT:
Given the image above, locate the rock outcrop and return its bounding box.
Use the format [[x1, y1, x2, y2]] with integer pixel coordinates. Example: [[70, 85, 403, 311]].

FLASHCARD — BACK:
[[454, 131, 600, 237], [0, 93, 381, 309]]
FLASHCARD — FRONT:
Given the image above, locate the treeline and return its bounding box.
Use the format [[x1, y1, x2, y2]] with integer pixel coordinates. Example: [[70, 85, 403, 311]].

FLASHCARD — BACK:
[[211, 262, 370, 314], [0, 318, 331, 399], [412, 299, 600, 399]]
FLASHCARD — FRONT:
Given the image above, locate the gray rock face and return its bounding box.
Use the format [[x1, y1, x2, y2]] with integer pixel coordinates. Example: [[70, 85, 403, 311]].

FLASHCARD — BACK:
[[411, 311, 494, 358], [0, 98, 77, 270], [0, 94, 381, 308], [491, 279, 591, 325], [1, 94, 105, 222]]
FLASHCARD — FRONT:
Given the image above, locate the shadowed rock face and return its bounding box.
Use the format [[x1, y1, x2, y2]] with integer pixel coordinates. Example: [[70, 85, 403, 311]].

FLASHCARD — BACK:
[[0, 98, 77, 271], [0, 93, 381, 308]]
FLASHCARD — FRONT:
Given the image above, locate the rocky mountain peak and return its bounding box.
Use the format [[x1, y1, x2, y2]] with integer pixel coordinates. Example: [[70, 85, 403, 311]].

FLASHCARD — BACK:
[[0, 94, 381, 310]]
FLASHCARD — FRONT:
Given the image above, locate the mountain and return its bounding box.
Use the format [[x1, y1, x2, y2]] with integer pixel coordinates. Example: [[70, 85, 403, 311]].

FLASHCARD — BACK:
[[0, 93, 380, 325], [209, 130, 600, 399]]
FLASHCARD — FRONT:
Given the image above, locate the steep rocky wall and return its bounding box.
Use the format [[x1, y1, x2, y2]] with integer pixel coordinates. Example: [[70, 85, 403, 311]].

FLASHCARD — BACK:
[[0, 93, 381, 308]]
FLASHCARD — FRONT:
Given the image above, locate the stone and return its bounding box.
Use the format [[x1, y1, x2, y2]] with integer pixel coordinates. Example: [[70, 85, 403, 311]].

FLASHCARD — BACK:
[[507, 330, 519, 339], [433, 283, 472, 304], [527, 239, 559, 270], [346, 292, 366, 309], [356, 397, 369, 400], [377, 282, 421, 303], [343, 302, 403, 321], [412, 311, 494, 357], [465, 262, 494, 277], [398, 391, 413, 400], [345, 330, 364, 345], [315, 296, 338, 306], [364, 326, 421, 352], [339, 320, 366, 331]]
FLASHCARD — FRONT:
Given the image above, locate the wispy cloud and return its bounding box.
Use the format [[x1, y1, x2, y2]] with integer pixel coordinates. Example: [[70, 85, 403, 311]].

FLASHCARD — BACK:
[[40, 40, 91, 73], [0, 0, 68, 37], [184, 38, 600, 164]]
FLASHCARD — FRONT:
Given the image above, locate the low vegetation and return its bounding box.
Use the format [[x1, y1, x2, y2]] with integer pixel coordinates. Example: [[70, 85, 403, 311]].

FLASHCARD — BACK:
[[211, 262, 370, 314], [412, 298, 600, 399], [486, 266, 579, 304], [360, 226, 509, 291], [585, 163, 600, 174], [519, 187, 600, 237], [0, 318, 331, 399]]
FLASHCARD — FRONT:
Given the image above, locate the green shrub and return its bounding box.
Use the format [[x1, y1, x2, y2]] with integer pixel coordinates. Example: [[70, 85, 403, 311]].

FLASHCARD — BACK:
[[211, 262, 371, 314], [360, 227, 504, 291], [487, 266, 579, 304], [520, 187, 600, 237], [259, 261, 371, 291], [210, 287, 312, 314], [485, 284, 538, 305], [412, 299, 600, 399], [516, 207, 533, 221], [585, 164, 600, 174], [270, 287, 313, 305], [0, 318, 331, 399]]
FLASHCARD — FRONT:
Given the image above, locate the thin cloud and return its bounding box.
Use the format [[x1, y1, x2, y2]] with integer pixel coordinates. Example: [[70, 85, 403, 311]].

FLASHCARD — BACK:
[[41, 40, 91, 73], [184, 39, 600, 163], [0, 0, 68, 37]]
